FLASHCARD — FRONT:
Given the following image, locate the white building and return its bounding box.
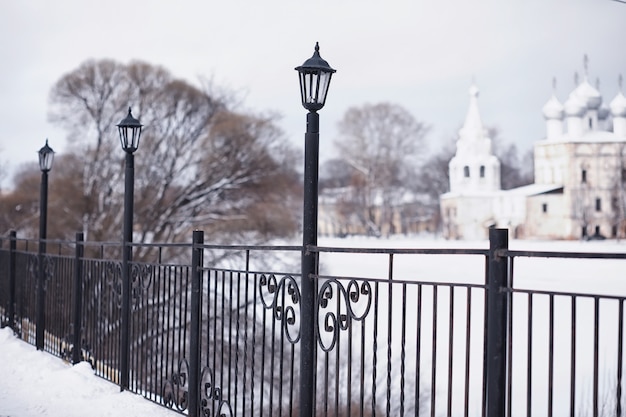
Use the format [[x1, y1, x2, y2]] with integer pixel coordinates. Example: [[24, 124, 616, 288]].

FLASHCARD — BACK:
[[441, 63, 626, 240]]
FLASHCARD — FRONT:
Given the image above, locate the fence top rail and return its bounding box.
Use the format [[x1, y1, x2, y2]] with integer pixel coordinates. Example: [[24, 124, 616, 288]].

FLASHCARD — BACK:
[[315, 272, 488, 288], [509, 285, 626, 301], [198, 243, 302, 252], [310, 245, 489, 256], [505, 249, 626, 260]]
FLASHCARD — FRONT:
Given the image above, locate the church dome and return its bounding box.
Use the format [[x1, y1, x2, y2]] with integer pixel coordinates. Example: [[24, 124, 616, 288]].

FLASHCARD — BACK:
[[542, 95, 564, 120], [564, 95, 586, 117], [610, 91, 626, 117], [572, 79, 602, 109]]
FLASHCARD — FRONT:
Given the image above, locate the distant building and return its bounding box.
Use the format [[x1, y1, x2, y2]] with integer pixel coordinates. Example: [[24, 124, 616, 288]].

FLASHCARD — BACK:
[[441, 61, 626, 240]]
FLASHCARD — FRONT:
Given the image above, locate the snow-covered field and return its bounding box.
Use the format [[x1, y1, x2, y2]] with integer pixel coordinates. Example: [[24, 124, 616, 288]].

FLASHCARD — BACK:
[[0, 235, 624, 417]]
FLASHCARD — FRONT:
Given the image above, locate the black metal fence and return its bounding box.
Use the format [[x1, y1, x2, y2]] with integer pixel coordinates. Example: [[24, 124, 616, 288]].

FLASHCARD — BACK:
[[1, 228, 626, 417]]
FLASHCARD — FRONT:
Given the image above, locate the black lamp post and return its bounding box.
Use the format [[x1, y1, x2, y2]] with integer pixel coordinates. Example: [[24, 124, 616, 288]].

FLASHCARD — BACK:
[[36, 139, 54, 350], [117, 107, 142, 391], [295, 42, 335, 417]]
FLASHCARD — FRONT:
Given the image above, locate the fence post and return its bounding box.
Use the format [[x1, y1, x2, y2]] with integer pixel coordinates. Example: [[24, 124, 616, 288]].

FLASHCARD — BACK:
[[8, 230, 16, 331], [485, 228, 509, 417], [71, 232, 84, 364], [189, 230, 204, 417]]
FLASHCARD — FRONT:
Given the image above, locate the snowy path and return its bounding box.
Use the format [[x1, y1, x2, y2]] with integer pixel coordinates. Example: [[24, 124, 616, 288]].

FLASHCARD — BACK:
[[0, 328, 177, 417]]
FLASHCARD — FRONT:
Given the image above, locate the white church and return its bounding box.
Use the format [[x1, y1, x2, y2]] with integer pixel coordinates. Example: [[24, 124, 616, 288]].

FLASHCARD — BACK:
[[440, 61, 626, 240]]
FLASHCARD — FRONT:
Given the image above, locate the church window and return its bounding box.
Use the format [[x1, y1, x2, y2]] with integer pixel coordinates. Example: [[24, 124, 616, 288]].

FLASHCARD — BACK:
[[588, 117, 593, 129], [581, 169, 587, 183], [479, 165, 485, 178], [595, 198, 601, 212], [542, 203, 548, 213], [464, 166, 470, 178]]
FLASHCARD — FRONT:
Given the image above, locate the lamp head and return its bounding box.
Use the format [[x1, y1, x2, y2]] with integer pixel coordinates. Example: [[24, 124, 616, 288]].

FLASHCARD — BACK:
[[38, 139, 54, 172], [295, 42, 336, 112], [117, 107, 143, 153]]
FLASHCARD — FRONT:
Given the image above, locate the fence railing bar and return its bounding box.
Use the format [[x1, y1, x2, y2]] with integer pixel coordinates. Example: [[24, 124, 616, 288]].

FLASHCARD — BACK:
[[311, 246, 489, 256], [505, 249, 626, 260], [506, 257, 515, 417], [447, 286, 455, 417], [571, 296, 577, 417], [386, 253, 394, 417], [431, 285, 438, 417], [593, 296, 600, 417], [416, 284, 423, 417], [372, 281, 379, 417], [315, 273, 487, 289], [617, 299, 624, 417], [464, 287, 472, 417], [548, 294, 555, 417], [509, 287, 626, 302], [233, 270, 241, 417], [527, 293, 533, 417], [400, 282, 407, 417]]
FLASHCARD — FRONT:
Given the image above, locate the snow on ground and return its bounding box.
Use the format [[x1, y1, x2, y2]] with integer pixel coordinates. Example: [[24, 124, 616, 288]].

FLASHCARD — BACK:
[[0, 327, 177, 417]]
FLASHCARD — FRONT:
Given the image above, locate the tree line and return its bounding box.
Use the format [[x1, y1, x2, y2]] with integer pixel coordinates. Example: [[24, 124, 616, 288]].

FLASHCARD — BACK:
[[0, 59, 300, 245], [0, 59, 533, 242]]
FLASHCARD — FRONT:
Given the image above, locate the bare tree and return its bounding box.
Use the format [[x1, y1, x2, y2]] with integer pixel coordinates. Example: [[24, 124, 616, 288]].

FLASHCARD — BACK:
[[412, 136, 456, 233], [333, 102, 429, 236], [41, 59, 299, 247]]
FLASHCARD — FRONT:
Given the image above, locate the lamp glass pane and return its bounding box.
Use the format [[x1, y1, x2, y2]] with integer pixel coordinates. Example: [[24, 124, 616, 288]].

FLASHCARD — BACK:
[[118, 126, 129, 150], [317, 72, 331, 106], [305, 72, 320, 104], [39, 152, 54, 171]]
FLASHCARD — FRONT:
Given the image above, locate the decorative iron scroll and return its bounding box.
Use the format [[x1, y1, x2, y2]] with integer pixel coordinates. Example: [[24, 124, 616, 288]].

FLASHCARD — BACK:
[[162, 358, 190, 411], [317, 279, 372, 352], [200, 366, 233, 417], [100, 261, 152, 308], [104, 261, 123, 307], [130, 263, 153, 309], [258, 273, 301, 344]]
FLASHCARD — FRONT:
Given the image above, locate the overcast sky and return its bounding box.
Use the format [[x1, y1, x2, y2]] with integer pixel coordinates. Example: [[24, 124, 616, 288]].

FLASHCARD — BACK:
[[1, 0, 625, 187]]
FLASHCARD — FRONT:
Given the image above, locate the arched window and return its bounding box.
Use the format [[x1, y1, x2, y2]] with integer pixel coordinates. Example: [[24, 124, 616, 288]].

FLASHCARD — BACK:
[[479, 165, 485, 178], [463, 166, 470, 178]]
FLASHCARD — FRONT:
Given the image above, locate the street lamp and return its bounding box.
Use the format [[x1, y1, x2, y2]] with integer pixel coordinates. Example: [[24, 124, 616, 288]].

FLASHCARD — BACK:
[[295, 42, 335, 417], [36, 139, 54, 350], [117, 107, 142, 391]]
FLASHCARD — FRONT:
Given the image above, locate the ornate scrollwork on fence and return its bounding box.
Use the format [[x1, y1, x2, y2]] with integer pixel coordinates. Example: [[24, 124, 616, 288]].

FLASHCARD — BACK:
[[130, 263, 153, 309], [317, 279, 373, 352], [162, 358, 190, 411], [258, 273, 301, 344], [100, 261, 152, 308], [200, 366, 234, 417], [103, 261, 123, 307]]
